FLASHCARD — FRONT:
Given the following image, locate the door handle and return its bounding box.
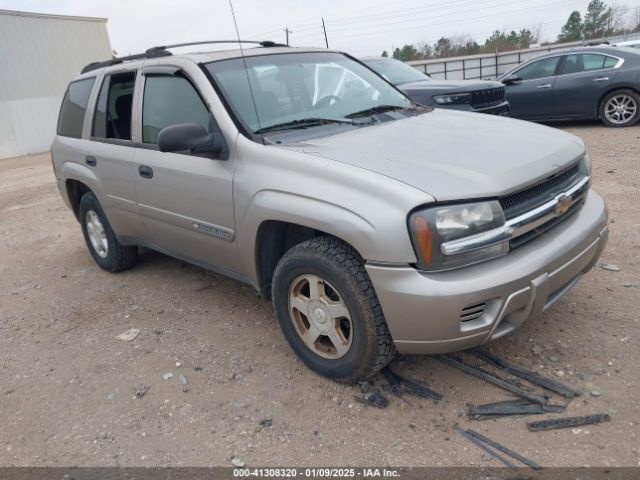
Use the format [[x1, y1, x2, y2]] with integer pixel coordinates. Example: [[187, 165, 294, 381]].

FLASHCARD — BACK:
[[85, 155, 97, 167], [138, 165, 153, 179], [592, 77, 609, 82], [536, 84, 552, 89]]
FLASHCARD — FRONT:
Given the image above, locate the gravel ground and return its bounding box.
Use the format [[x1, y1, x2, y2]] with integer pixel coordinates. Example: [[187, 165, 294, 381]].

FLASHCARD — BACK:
[[0, 122, 638, 468]]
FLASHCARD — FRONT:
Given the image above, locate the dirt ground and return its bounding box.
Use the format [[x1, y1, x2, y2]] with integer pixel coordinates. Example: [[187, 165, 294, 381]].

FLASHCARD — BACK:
[[0, 122, 639, 468]]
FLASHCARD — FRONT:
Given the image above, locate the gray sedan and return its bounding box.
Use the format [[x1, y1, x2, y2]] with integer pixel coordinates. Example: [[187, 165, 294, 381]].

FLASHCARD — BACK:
[[500, 46, 640, 127]]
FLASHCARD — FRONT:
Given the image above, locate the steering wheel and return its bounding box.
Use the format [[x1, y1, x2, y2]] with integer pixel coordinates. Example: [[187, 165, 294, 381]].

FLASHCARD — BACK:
[[314, 95, 341, 109]]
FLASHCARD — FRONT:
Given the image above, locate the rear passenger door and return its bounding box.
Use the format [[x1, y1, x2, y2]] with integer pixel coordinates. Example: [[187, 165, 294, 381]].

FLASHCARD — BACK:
[[133, 66, 237, 274], [89, 70, 146, 238], [552, 53, 621, 119]]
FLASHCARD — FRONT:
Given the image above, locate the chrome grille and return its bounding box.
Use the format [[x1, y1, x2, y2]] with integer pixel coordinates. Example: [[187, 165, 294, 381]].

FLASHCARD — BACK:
[[505, 175, 590, 250], [499, 164, 581, 220], [470, 87, 505, 108]]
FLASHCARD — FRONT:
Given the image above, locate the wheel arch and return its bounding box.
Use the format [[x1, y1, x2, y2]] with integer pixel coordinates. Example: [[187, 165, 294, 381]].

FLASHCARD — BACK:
[[240, 190, 411, 298]]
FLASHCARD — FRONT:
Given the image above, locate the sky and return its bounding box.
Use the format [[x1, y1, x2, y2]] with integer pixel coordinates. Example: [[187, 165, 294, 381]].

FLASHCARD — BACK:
[[2, 0, 640, 57]]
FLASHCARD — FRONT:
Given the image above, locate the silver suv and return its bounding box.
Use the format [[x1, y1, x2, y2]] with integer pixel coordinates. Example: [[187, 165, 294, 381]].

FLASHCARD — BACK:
[[52, 42, 608, 382]]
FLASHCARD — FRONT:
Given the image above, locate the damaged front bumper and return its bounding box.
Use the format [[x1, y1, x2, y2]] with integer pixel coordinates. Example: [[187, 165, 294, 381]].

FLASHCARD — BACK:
[[366, 190, 608, 355]]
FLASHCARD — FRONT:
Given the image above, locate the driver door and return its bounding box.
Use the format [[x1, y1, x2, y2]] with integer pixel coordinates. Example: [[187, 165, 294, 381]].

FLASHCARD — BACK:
[[504, 56, 562, 120], [133, 66, 238, 274]]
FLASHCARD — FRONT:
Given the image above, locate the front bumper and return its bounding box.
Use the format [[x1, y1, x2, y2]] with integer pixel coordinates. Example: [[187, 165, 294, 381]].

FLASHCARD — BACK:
[[366, 190, 608, 355]]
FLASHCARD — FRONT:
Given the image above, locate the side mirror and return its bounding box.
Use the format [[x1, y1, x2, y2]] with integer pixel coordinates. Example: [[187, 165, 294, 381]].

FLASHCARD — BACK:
[[157, 123, 224, 156], [501, 74, 521, 85]]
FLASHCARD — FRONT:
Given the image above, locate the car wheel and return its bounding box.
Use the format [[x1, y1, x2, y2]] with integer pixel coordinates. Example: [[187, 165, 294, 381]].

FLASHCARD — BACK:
[[78, 192, 137, 272], [271, 236, 395, 383], [599, 89, 640, 127]]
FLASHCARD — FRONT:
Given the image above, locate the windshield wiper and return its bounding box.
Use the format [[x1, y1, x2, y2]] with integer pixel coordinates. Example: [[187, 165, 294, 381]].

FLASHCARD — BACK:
[[345, 105, 412, 118], [255, 117, 354, 134]]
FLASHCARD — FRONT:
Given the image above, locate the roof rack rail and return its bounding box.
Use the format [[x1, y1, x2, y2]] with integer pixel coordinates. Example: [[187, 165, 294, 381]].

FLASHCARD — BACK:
[[81, 39, 285, 74], [146, 39, 287, 53]]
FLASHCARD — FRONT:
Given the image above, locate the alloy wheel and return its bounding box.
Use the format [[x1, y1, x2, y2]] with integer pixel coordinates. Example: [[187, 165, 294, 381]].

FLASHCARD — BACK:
[[288, 274, 353, 359]]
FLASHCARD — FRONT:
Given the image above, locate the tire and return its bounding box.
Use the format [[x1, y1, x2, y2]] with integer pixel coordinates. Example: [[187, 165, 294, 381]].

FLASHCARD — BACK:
[[78, 192, 137, 272], [271, 236, 395, 383], [599, 89, 640, 127]]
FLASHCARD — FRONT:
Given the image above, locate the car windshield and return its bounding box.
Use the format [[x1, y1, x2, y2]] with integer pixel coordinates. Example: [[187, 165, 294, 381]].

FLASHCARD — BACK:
[[204, 52, 412, 133], [363, 58, 429, 85]]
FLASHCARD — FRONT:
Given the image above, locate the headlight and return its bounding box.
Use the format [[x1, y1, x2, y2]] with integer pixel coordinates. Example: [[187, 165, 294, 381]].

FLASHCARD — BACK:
[[433, 93, 471, 105], [409, 201, 512, 271]]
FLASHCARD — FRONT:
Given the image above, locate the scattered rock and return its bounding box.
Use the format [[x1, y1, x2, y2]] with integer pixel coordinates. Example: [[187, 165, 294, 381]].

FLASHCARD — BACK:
[[135, 384, 150, 398], [162, 372, 173, 380], [591, 389, 601, 397], [354, 381, 389, 409], [599, 263, 620, 272], [549, 356, 559, 362], [116, 328, 141, 342], [179, 374, 188, 385], [175, 362, 182, 367], [259, 418, 273, 428], [231, 457, 245, 467], [532, 344, 543, 356]]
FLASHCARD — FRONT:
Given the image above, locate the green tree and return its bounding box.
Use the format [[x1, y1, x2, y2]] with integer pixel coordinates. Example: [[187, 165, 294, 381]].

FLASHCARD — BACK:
[[557, 11, 583, 42], [583, 0, 609, 39], [392, 44, 422, 61], [518, 29, 535, 48], [434, 37, 454, 57], [381, 50, 389, 57]]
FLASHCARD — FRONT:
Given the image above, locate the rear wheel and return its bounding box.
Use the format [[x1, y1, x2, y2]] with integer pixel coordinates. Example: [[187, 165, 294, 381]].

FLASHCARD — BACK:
[[271, 236, 395, 383], [599, 89, 640, 127], [78, 192, 137, 272]]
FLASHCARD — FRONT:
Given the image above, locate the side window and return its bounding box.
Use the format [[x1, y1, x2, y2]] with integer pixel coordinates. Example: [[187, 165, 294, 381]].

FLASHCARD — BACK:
[[515, 57, 561, 81], [57, 78, 95, 138], [562, 54, 613, 74], [142, 75, 210, 145], [92, 72, 136, 140], [603, 56, 619, 69]]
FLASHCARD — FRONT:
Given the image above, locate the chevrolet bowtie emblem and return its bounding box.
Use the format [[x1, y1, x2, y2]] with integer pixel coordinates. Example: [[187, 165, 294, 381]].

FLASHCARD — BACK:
[[555, 193, 572, 216]]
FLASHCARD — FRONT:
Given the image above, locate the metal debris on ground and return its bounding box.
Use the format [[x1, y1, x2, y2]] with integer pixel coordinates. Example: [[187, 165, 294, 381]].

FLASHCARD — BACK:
[[134, 384, 150, 398], [527, 414, 611, 432], [438, 355, 547, 405], [469, 399, 550, 419], [382, 367, 442, 401], [116, 328, 140, 342], [453, 424, 517, 468], [354, 381, 389, 409], [464, 428, 541, 470], [471, 349, 582, 398]]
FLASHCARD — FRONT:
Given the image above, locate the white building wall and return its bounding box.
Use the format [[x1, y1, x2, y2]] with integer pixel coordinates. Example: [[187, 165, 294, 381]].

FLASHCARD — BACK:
[[0, 10, 112, 159]]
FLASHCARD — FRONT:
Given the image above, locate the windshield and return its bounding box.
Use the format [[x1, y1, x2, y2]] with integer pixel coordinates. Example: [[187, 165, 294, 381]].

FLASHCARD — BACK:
[[204, 52, 411, 133], [363, 58, 429, 85]]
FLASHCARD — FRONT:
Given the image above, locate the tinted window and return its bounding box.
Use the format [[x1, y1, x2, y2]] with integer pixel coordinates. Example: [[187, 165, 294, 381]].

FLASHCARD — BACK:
[[57, 78, 95, 138], [142, 75, 209, 144], [515, 57, 561, 81], [562, 54, 617, 74], [92, 72, 136, 140]]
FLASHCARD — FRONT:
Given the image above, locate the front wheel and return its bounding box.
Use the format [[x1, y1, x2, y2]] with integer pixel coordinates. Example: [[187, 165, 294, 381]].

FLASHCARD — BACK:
[[271, 237, 395, 383], [599, 89, 640, 127]]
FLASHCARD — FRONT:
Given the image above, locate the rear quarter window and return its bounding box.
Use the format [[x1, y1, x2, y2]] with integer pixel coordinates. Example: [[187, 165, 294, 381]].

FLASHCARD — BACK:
[[57, 78, 95, 138]]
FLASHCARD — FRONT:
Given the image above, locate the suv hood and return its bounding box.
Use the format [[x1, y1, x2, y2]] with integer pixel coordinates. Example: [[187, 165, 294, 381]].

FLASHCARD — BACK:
[[276, 109, 585, 201], [399, 79, 504, 93]]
